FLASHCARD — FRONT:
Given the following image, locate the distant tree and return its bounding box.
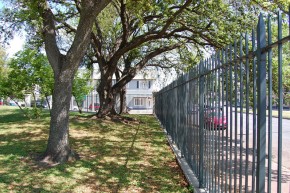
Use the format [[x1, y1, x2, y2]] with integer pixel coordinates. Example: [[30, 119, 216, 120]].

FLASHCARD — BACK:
[[0, 48, 53, 117], [0, 46, 6, 67], [0, 47, 8, 101], [0, 47, 28, 110], [72, 69, 94, 114]]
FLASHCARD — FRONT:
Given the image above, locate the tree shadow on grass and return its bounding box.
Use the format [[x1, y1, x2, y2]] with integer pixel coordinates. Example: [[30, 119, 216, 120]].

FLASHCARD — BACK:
[[0, 113, 190, 192], [0, 112, 29, 124], [0, 131, 47, 156], [0, 133, 49, 192]]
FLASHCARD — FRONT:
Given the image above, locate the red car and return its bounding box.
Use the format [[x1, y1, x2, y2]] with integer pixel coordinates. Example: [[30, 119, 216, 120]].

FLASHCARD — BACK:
[[205, 110, 227, 130], [89, 103, 100, 111]]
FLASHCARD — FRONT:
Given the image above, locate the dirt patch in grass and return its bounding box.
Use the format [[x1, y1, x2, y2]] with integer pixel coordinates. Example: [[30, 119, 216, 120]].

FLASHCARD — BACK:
[[0, 107, 191, 192]]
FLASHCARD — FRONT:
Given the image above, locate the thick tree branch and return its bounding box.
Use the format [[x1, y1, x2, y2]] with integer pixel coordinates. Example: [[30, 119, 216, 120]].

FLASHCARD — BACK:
[[39, 1, 62, 75], [112, 43, 182, 91], [147, 63, 176, 69], [108, 0, 193, 66], [67, 0, 112, 71], [120, 0, 129, 44]]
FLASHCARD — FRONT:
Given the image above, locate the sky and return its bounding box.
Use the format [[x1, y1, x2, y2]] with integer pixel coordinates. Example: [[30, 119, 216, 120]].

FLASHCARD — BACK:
[[6, 35, 25, 58], [0, 1, 25, 58]]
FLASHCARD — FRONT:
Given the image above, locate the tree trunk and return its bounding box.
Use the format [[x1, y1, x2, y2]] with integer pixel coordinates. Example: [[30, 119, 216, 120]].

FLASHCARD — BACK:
[[97, 77, 116, 118], [41, 71, 78, 164], [75, 100, 83, 114], [37, 0, 112, 165], [119, 87, 127, 114], [45, 95, 52, 116], [45, 96, 51, 110], [97, 79, 130, 117]]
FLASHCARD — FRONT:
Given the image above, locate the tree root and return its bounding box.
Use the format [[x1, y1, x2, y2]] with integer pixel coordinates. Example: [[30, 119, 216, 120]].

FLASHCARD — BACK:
[[36, 149, 80, 167]]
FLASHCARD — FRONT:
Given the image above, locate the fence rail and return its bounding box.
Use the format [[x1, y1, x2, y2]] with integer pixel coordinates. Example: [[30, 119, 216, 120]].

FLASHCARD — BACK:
[[155, 12, 290, 193]]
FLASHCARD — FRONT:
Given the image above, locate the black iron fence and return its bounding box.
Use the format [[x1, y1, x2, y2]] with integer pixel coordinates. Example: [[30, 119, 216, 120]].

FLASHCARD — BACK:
[[155, 12, 290, 193]]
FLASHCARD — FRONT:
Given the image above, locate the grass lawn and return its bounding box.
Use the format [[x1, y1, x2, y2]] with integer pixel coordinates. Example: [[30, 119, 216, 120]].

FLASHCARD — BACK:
[[0, 106, 190, 193]]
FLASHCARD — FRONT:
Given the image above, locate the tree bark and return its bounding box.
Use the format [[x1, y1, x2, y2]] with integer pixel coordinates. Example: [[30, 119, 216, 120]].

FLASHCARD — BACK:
[[97, 76, 116, 118], [41, 69, 78, 163], [119, 87, 127, 114], [75, 100, 83, 114], [38, 0, 112, 164]]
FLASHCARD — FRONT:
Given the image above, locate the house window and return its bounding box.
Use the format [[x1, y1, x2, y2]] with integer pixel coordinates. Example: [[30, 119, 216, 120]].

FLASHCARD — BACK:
[[142, 81, 146, 89], [134, 97, 146, 106], [148, 81, 151, 88], [137, 81, 139, 88]]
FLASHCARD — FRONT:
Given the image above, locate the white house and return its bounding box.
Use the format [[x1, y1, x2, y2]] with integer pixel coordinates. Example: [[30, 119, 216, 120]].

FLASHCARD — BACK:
[[70, 67, 158, 114], [123, 72, 156, 114]]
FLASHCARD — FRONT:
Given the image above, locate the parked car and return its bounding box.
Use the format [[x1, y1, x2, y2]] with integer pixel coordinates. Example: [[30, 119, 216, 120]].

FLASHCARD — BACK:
[[9, 100, 25, 107], [36, 102, 48, 108], [72, 105, 79, 111], [89, 103, 100, 111], [204, 109, 227, 130], [30, 101, 48, 108]]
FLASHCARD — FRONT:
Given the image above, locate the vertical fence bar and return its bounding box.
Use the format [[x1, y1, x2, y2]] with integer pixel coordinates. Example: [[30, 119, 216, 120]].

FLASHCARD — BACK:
[[256, 14, 267, 193], [195, 70, 198, 172], [234, 40, 238, 192], [175, 80, 178, 146], [229, 44, 233, 193], [185, 73, 190, 169], [185, 75, 188, 157], [214, 54, 219, 192], [210, 55, 214, 191], [267, 14, 273, 193], [196, 65, 200, 175], [239, 36, 244, 193], [212, 54, 218, 192], [225, 46, 229, 193], [197, 65, 200, 175], [188, 70, 193, 171], [252, 28, 257, 193], [213, 55, 217, 191], [217, 51, 222, 192], [205, 58, 209, 189], [199, 60, 205, 188], [277, 11, 283, 193], [221, 49, 225, 193], [245, 33, 250, 193]]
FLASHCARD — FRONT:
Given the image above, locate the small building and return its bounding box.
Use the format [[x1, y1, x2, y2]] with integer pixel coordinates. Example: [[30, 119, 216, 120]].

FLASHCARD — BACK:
[[125, 73, 155, 114], [70, 67, 157, 114]]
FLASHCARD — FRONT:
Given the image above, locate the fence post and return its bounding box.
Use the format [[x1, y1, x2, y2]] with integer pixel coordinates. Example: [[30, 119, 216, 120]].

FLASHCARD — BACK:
[[256, 13, 267, 193], [199, 60, 205, 188], [277, 11, 283, 193]]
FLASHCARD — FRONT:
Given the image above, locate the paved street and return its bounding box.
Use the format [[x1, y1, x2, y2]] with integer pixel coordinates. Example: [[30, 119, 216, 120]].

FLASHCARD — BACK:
[[188, 108, 290, 192], [228, 110, 290, 169], [219, 110, 290, 192]]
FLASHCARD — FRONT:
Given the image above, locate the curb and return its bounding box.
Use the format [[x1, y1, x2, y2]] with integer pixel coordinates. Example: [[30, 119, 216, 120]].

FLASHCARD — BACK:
[[164, 129, 207, 193]]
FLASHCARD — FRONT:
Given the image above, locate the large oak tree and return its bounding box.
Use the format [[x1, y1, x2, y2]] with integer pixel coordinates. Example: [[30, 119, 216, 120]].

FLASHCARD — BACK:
[[39, 0, 111, 164], [88, 0, 288, 117], [87, 0, 258, 117], [1, 0, 111, 164]]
